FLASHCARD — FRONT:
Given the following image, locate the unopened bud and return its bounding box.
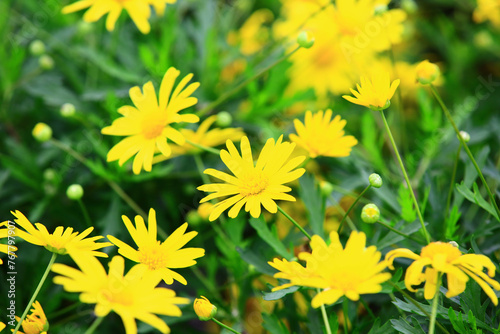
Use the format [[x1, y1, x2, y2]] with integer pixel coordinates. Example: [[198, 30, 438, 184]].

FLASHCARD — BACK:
[[66, 184, 84, 200], [448, 241, 459, 248], [459, 131, 470, 143], [39, 55, 54, 70], [60, 103, 76, 117], [29, 40, 46, 56], [361, 204, 380, 224], [368, 173, 383, 188], [216, 111, 232, 127], [197, 203, 214, 221], [320, 181, 334, 197], [297, 31, 314, 49], [32, 123, 52, 142], [194, 296, 217, 321], [416, 60, 440, 85]]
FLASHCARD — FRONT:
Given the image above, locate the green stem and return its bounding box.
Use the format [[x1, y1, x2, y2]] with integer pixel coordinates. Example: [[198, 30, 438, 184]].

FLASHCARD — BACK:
[[342, 298, 350, 334], [212, 318, 242, 334], [376, 219, 425, 244], [329, 194, 358, 232], [430, 84, 500, 221], [84, 316, 104, 334], [13, 253, 57, 334], [359, 297, 376, 321], [185, 139, 221, 156], [428, 274, 442, 334], [337, 185, 371, 233], [197, 46, 302, 117], [378, 110, 431, 244], [318, 289, 333, 334], [277, 205, 312, 240], [445, 144, 462, 218], [77, 199, 92, 228]]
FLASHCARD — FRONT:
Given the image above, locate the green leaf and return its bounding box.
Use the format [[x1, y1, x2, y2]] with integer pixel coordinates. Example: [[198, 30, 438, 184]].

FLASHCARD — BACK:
[[397, 184, 417, 222], [390, 316, 426, 334], [445, 205, 461, 240], [449, 308, 484, 334], [299, 173, 325, 238], [368, 319, 396, 334], [262, 285, 300, 301], [455, 181, 500, 221], [249, 216, 293, 259], [262, 313, 290, 334], [236, 247, 276, 276]]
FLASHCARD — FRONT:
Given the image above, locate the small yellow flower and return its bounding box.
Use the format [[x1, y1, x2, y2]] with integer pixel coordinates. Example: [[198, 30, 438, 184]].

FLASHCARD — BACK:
[[343, 72, 400, 110], [0, 222, 17, 265], [32, 123, 52, 142], [415, 60, 440, 85], [473, 0, 500, 28], [197, 136, 306, 221], [107, 208, 205, 285], [9, 210, 111, 258], [152, 115, 245, 164], [228, 9, 274, 55], [269, 231, 391, 308], [193, 296, 217, 321], [289, 110, 358, 158], [386, 242, 500, 304], [15, 301, 49, 334], [102, 67, 200, 174], [52, 255, 189, 334], [62, 0, 176, 33]]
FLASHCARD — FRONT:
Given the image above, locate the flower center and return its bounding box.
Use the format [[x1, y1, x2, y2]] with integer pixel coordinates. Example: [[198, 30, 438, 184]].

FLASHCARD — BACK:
[[138, 242, 168, 270], [421, 242, 462, 263], [141, 113, 167, 140], [314, 46, 336, 67], [240, 173, 269, 197]]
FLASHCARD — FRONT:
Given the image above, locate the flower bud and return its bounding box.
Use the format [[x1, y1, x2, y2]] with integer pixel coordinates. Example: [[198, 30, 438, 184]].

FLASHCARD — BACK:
[[32, 123, 52, 142], [39, 55, 54, 70], [197, 203, 214, 221], [194, 296, 217, 321], [416, 60, 440, 85], [60, 103, 76, 117], [43, 169, 57, 182], [361, 203, 380, 224], [459, 131, 470, 143], [448, 241, 459, 248], [320, 180, 334, 197], [66, 184, 84, 200], [29, 40, 46, 56], [216, 111, 232, 127], [297, 31, 314, 49], [368, 173, 383, 188], [186, 210, 202, 226]]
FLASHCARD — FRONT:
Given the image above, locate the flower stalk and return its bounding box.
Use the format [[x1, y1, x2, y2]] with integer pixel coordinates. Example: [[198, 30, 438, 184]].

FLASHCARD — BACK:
[[428, 273, 442, 334], [277, 205, 312, 240], [338, 185, 371, 233]]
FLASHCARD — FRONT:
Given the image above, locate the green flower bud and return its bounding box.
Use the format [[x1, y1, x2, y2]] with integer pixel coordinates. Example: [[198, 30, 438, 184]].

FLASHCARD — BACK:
[[368, 173, 383, 188], [320, 180, 334, 197], [216, 111, 233, 127], [459, 131, 470, 143], [32, 123, 52, 142], [29, 40, 46, 56], [43, 168, 57, 182], [60, 103, 76, 117], [297, 31, 314, 49], [448, 241, 459, 248], [66, 184, 84, 200], [415, 288, 425, 300], [39, 55, 54, 70], [361, 203, 380, 224], [186, 210, 203, 226]]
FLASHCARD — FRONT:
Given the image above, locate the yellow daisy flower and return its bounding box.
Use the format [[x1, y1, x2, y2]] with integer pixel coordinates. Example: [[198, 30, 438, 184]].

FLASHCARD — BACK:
[[52, 255, 189, 334], [0, 322, 4, 331], [9, 210, 111, 258], [152, 115, 245, 164], [342, 71, 400, 110], [62, 0, 153, 34], [269, 231, 391, 308], [385, 242, 500, 305], [197, 136, 306, 221], [289, 110, 358, 158], [102, 67, 200, 174], [107, 208, 204, 285], [473, 0, 500, 28], [15, 301, 49, 334], [0, 222, 17, 265]]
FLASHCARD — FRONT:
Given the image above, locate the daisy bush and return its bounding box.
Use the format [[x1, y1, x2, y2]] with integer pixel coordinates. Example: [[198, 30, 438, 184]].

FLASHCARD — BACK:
[[2, 0, 500, 333]]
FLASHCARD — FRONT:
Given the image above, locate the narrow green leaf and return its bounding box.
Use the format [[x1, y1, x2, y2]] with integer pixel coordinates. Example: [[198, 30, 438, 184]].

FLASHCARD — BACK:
[[249, 216, 293, 259]]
